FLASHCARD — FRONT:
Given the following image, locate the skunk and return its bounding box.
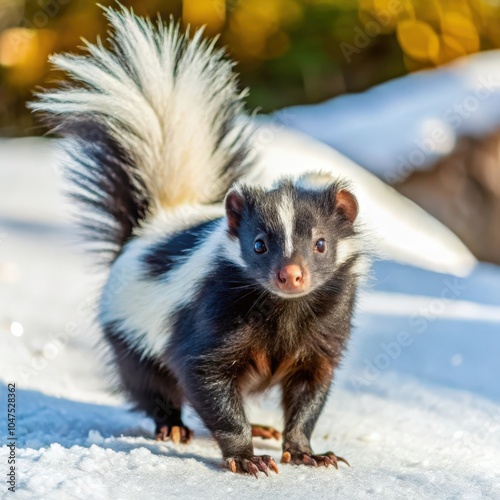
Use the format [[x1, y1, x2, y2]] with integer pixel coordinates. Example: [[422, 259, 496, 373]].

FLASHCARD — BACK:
[[31, 6, 367, 477]]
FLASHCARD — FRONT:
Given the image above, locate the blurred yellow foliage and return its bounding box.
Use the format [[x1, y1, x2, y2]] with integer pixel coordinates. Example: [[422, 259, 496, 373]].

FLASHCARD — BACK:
[[361, 0, 494, 69], [1, 0, 500, 135], [0, 28, 36, 68], [440, 12, 479, 53], [227, 0, 301, 60], [0, 27, 56, 86], [397, 19, 440, 61], [183, 0, 225, 35]]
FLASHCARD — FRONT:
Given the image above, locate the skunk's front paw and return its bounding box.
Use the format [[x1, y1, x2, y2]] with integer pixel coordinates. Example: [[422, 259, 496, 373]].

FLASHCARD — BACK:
[[226, 455, 279, 477], [155, 424, 193, 444], [281, 450, 350, 468]]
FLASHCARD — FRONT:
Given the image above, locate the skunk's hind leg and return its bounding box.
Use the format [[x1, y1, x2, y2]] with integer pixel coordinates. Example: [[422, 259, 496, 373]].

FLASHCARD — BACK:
[[251, 424, 282, 440], [134, 382, 193, 444], [104, 326, 192, 443], [150, 399, 193, 444]]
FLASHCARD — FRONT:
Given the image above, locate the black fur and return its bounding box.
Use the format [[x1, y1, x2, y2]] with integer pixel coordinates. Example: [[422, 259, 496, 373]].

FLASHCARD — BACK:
[[143, 219, 220, 279], [103, 322, 185, 433], [166, 254, 358, 460]]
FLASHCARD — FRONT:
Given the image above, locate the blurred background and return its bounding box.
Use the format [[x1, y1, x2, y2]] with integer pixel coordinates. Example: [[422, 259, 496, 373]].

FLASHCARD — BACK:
[[1, 0, 500, 136]]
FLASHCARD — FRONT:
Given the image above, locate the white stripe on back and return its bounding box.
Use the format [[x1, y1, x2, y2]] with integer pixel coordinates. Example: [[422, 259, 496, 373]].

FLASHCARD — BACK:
[[99, 219, 243, 359]]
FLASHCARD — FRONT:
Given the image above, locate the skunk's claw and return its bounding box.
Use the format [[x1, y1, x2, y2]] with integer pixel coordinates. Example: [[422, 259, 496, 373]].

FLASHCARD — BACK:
[[155, 424, 193, 444], [226, 455, 279, 477], [281, 450, 350, 468]]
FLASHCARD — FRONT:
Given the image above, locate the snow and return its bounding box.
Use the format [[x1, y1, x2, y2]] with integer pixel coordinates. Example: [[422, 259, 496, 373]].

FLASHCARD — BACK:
[[275, 50, 500, 181], [1, 138, 500, 499]]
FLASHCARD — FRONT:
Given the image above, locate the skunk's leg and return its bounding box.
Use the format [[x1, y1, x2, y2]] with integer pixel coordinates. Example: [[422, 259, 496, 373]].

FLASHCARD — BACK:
[[104, 329, 192, 443], [183, 368, 278, 476], [280, 368, 349, 468], [150, 396, 193, 444], [128, 382, 193, 444]]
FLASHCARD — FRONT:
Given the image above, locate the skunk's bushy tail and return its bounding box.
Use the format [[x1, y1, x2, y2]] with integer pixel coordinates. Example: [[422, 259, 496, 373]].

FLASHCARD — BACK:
[[30, 5, 253, 261]]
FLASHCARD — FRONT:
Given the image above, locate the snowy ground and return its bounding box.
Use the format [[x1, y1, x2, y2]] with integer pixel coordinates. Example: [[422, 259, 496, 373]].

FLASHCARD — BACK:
[[1, 139, 500, 499]]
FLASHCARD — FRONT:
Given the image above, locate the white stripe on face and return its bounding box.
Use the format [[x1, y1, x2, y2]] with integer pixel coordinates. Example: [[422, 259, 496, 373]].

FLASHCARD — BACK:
[[278, 193, 295, 258]]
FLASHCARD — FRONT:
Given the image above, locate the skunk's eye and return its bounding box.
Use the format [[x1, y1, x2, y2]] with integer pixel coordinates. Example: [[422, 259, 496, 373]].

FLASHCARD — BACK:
[[254, 239, 267, 254], [314, 238, 326, 253]]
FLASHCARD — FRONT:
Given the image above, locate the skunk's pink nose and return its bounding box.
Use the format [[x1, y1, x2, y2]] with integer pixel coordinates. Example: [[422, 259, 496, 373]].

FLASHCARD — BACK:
[[275, 264, 309, 294], [278, 265, 303, 287]]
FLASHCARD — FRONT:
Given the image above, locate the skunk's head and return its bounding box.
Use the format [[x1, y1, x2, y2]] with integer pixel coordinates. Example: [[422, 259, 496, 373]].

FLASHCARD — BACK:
[[224, 174, 360, 299]]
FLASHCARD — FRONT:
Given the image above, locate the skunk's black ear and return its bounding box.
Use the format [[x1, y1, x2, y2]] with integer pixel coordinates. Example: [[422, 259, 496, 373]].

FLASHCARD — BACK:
[[225, 188, 245, 236], [334, 188, 358, 224]]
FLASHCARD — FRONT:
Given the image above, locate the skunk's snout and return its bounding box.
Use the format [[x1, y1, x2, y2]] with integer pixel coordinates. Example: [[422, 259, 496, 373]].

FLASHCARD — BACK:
[[275, 264, 310, 294], [278, 265, 303, 286]]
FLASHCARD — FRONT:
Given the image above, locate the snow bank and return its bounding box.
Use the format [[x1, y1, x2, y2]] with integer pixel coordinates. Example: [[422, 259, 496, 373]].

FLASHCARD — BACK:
[[275, 50, 500, 182], [249, 125, 476, 276]]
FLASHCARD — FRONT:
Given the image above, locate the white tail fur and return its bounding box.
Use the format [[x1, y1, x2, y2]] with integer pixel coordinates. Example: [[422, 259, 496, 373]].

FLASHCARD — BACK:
[[30, 5, 253, 258]]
